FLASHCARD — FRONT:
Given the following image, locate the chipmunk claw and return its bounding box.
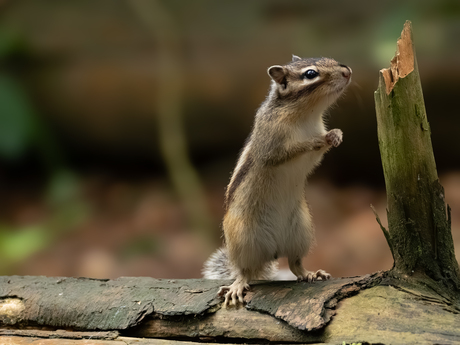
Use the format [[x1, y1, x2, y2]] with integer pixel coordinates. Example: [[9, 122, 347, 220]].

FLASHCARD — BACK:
[[218, 282, 249, 307]]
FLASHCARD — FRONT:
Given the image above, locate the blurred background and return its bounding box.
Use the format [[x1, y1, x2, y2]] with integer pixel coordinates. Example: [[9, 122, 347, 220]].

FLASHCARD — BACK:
[[0, 0, 459, 279]]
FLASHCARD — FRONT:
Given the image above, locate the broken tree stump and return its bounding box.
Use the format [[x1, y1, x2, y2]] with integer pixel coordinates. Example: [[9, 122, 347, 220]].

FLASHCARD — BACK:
[[374, 20, 460, 299]]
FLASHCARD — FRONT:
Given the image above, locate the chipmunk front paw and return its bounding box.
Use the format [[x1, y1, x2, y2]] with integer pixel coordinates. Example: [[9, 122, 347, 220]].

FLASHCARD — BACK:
[[326, 129, 343, 147]]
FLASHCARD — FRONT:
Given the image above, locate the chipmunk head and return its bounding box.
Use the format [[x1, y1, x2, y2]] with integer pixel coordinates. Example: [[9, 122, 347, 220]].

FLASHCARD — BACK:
[[267, 55, 352, 108]]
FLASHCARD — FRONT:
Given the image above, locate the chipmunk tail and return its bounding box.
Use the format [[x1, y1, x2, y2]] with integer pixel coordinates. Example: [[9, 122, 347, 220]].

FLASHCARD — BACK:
[[202, 247, 278, 280]]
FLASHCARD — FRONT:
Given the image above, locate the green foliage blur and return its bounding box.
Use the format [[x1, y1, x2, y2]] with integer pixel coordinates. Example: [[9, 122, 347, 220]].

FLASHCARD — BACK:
[[0, 29, 89, 274], [0, 31, 36, 160]]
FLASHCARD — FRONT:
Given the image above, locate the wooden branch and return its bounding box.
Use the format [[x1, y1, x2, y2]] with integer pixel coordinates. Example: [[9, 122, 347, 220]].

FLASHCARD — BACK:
[[129, 0, 214, 238], [370, 204, 394, 261], [374, 21, 460, 295]]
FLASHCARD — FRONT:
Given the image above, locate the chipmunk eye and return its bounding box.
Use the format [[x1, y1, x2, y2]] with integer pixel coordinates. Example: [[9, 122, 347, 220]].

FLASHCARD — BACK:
[[303, 69, 319, 79]]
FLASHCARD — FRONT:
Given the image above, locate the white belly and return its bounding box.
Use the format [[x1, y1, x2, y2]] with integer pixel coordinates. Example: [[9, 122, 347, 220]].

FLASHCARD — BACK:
[[251, 150, 323, 254]]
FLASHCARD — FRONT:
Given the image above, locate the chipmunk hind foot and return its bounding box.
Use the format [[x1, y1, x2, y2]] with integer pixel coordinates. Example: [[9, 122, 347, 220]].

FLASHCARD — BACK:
[[218, 279, 250, 307], [289, 257, 331, 282]]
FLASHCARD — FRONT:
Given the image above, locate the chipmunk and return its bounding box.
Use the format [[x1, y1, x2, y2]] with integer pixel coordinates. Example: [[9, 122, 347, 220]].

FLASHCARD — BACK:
[[203, 55, 352, 306]]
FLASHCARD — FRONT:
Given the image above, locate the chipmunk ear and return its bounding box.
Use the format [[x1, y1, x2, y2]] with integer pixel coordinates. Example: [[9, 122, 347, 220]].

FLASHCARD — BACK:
[[292, 54, 302, 62], [268, 65, 287, 88]]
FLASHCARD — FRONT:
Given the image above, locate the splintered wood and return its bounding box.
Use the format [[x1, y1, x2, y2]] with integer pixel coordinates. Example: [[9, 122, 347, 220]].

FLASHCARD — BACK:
[[381, 20, 415, 94]]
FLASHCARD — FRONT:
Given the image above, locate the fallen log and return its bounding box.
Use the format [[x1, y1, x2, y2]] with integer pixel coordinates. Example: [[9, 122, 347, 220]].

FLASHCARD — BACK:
[[1, 272, 460, 344]]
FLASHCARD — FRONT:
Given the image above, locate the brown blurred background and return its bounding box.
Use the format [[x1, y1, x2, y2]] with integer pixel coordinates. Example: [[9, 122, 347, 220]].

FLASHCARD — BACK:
[[0, 0, 459, 279]]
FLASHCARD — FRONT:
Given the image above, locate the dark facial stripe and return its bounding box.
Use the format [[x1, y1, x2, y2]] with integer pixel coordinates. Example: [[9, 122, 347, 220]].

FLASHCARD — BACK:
[[283, 78, 327, 102], [224, 154, 254, 210]]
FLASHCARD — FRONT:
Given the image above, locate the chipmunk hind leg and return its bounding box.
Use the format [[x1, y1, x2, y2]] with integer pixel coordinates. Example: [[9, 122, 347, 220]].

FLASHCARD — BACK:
[[287, 203, 331, 282]]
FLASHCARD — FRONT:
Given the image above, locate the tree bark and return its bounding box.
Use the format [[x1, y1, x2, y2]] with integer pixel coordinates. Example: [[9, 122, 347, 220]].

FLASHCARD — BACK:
[[374, 21, 460, 298]]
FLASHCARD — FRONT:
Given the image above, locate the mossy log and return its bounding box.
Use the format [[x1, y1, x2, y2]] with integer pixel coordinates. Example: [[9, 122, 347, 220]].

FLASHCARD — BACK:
[[1, 274, 460, 344], [374, 21, 460, 299]]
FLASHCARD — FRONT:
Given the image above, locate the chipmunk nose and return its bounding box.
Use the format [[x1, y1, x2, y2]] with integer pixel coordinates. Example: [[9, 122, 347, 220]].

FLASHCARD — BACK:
[[341, 65, 352, 79]]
